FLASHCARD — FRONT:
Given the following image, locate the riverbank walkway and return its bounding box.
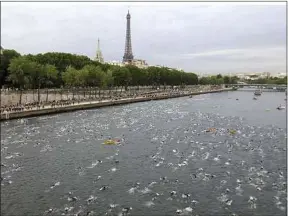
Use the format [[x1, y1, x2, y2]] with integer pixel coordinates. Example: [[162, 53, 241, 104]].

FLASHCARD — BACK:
[[1, 88, 232, 121]]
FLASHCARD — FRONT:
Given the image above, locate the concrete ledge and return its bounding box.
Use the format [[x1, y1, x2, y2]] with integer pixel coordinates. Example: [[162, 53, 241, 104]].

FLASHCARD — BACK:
[[1, 88, 231, 121]]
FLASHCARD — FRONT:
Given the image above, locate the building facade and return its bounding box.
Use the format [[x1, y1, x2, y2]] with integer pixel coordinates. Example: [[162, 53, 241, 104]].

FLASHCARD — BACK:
[[132, 59, 148, 68]]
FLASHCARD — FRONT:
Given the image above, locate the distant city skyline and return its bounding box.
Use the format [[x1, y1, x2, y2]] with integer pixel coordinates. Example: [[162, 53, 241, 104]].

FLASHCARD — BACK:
[[1, 2, 286, 74]]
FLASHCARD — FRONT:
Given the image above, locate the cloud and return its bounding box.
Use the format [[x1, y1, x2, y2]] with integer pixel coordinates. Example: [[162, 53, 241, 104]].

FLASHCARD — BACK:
[[1, 2, 286, 74], [178, 46, 285, 60]]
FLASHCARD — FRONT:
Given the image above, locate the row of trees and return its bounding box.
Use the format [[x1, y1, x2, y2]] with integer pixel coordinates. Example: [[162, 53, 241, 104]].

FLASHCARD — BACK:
[[246, 77, 287, 85], [0, 49, 199, 91], [199, 74, 287, 85], [1, 49, 285, 92], [199, 74, 239, 85]]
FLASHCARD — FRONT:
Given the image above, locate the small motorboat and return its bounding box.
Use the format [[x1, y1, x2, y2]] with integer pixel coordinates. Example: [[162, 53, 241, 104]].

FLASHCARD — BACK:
[[277, 105, 285, 110], [189, 95, 193, 98], [254, 89, 262, 96], [253, 97, 257, 100]]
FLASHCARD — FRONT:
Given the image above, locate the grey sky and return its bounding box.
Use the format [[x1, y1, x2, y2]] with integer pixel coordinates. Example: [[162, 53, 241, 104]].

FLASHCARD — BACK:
[[1, 2, 286, 74]]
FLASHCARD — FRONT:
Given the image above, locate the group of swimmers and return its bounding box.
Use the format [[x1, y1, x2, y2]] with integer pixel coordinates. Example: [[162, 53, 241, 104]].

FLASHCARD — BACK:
[[0, 88, 212, 115]]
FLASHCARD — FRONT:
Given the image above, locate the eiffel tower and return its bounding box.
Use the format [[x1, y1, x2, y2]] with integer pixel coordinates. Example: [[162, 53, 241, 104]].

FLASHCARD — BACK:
[[123, 10, 134, 63], [95, 38, 104, 63]]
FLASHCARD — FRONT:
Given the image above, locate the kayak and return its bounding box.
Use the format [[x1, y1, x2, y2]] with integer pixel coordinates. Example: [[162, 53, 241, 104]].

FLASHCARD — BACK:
[[103, 139, 121, 145]]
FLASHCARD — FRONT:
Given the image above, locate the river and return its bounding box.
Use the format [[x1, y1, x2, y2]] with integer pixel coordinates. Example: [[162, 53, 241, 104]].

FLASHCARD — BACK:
[[1, 91, 287, 216]]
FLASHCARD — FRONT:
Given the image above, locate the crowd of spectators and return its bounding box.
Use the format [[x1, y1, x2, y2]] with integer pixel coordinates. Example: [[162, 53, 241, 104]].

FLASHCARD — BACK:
[[1, 86, 221, 114]]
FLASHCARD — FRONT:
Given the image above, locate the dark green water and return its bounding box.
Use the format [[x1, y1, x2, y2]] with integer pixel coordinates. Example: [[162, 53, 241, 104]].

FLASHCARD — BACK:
[[1, 91, 287, 216]]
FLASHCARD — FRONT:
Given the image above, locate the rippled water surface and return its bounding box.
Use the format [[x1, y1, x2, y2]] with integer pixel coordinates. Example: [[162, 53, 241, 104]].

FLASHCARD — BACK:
[[1, 91, 287, 216]]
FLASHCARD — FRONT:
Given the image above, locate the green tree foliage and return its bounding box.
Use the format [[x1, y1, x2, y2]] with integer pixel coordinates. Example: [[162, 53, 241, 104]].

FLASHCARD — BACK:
[[125, 65, 147, 86], [26, 62, 44, 90], [247, 76, 287, 85], [182, 72, 198, 86], [216, 74, 222, 79], [3, 49, 199, 89], [200, 75, 238, 85], [76, 67, 89, 88], [25, 52, 96, 72], [112, 66, 131, 88], [3, 49, 287, 89], [0, 49, 21, 86], [62, 66, 79, 88], [41, 64, 58, 88], [104, 69, 114, 88], [41, 64, 58, 102], [6, 56, 59, 102], [62, 64, 107, 89], [199, 77, 209, 85], [7, 57, 33, 89], [25, 52, 110, 87], [223, 76, 230, 84], [147, 66, 161, 86], [275, 77, 287, 85], [7, 57, 35, 103], [85, 65, 106, 87]]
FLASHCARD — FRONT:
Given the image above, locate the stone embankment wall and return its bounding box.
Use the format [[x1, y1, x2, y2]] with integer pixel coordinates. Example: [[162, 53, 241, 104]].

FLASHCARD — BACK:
[[1, 88, 230, 121], [1, 85, 215, 106]]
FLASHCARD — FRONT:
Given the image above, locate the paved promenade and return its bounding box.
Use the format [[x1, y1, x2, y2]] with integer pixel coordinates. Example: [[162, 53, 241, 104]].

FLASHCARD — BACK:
[[1, 88, 231, 121]]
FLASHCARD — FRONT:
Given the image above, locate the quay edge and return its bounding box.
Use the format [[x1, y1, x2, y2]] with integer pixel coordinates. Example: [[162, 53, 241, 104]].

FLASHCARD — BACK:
[[1, 88, 233, 121]]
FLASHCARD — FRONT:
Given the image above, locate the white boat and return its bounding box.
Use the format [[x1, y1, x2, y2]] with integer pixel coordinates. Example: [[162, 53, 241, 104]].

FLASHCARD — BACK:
[[277, 105, 285, 110], [254, 89, 262, 96]]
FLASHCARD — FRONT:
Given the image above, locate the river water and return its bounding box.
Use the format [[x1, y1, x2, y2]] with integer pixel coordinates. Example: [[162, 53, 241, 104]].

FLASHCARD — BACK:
[[1, 91, 287, 216]]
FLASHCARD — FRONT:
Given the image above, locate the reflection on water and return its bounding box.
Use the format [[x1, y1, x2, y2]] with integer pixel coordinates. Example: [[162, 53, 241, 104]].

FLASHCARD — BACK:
[[1, 91, 286, 216]]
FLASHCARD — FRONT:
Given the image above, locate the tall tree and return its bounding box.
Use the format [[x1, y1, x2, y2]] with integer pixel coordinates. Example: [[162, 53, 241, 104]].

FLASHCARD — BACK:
[[41, 64, 58, 102], [7, 57, 34, 103], [216, 74, 222, 79], [0, 49, 21, 87], [111, 66, 131, 93], [62, 66, 79, 87]]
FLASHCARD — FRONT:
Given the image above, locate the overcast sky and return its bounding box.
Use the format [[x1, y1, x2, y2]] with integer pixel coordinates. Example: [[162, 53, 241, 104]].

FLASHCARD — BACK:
[[1, 2, 286, 74]]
